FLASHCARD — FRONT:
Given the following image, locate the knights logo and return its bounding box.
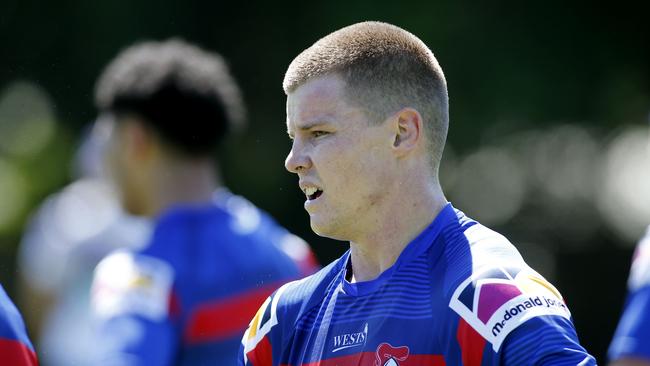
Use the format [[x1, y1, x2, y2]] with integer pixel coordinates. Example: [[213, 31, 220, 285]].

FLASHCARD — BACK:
[[374, 342, 409, 366]]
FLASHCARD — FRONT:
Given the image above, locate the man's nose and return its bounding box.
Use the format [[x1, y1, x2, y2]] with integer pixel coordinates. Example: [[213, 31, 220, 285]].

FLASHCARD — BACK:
[[285, 140, 311, 173]]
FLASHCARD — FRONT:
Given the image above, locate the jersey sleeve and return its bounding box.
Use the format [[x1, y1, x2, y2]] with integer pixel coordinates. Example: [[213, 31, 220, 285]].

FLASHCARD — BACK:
[[609, 231, 650, 362], [18, 196, 76, 293], [239, 283, 295, 366], [91, 251, 179, 365], [609, 286, 650, 361], [0, 286, 38, 366], [448, 265, 595, 365], [18, 180, 129, 294], [500, 315, 596, 365]]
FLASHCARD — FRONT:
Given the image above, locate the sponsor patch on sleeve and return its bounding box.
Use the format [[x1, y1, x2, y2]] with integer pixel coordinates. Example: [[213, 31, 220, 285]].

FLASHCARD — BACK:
[[92, 251, 174, 321], [449, 266, 571, 351]]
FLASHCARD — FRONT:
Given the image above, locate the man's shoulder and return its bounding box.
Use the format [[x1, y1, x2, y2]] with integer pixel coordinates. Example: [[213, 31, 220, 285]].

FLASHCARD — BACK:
[[437, 207, 523, 269], [460, 222, 524, 267], [274, 256, 345, 315], [0, 286, 26, 335], [437, 215, 526, 295], [212, 192, 319, 275], [241, 257, 344, 361], [146, 200, 258, 259], [152, 193, 295, 253], [0, 285, 36, 351], [448, 262, 572, 352], [443, 223, 571, 352], [246, 256, 344, 334]]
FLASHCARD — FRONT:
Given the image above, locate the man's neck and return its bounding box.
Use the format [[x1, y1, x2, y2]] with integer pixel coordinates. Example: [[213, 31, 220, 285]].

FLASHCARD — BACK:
[[347, 183, 447, 283], [146, 157, 220, 217]]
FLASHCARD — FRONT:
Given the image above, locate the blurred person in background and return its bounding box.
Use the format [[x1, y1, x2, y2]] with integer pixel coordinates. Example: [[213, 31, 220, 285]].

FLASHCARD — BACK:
[[609, 228, 650, 366], [17, 120, 152, 366], [90, 39, 318, 365], [240, 21, 595, 365], [0, 284, 38, 365]]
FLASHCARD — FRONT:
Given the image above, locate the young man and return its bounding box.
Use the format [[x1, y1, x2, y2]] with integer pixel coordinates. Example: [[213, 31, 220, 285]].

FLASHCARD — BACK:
[[609, 228, 650, 366], [0, 285, 38, 365], [90, 39, 318, 365], [18, 121, 152, 366], [239, 22, 595, 365]]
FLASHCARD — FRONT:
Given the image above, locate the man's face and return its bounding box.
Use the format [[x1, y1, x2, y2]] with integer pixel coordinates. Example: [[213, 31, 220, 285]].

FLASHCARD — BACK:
[[285, 74, 396, 241], [102, 115, 147, 215]]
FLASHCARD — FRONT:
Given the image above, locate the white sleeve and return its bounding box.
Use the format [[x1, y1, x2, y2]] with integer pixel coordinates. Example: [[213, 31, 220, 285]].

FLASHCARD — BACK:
[[18, 196, 72, 292], [628, 226, 650, 291]]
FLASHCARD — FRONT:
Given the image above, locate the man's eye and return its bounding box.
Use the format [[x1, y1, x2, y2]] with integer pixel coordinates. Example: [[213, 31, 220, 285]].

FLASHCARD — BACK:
[[312, 131, 328, 138]]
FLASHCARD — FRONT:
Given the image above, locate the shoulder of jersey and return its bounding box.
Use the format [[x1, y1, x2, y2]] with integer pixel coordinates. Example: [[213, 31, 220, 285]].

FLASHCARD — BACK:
[[241, 257, 345, 356], [271, 257, 344, 323], [447, 222, 571, 352], [92, 250, 174, 321], [628, 226, 650, 291], [212, 192, 270, 235], [147, 205, 225, 254], [0, 285, 36, 359], [0, 286, 28, 338]]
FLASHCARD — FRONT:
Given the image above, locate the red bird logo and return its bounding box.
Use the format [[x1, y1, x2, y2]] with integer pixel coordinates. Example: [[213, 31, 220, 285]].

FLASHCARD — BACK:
[[374, 343, 409, 366]]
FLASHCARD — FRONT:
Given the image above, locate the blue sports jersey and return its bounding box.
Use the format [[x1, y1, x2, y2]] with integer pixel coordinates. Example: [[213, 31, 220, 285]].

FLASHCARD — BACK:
[[240, 203, 595, 365], [609, 226, 650, 362], [0, 285, 38, 365], [92, 190, 318, 365]]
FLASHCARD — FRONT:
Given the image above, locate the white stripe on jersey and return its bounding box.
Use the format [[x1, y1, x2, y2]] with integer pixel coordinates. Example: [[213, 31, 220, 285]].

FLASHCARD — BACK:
[[242, 279, 302, 363]]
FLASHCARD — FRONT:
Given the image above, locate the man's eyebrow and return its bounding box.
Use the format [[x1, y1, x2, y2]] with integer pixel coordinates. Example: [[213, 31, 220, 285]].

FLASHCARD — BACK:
[[287, 122, 329, 137]]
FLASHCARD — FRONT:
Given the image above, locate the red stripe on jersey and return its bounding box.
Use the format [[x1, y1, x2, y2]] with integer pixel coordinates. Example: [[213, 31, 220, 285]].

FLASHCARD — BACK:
[[456, 318, 486, 366], [184, 282, 282, 344], [248, 335, 273, 366], [280, 353, 446, 365], [0, 338, 38, 366]]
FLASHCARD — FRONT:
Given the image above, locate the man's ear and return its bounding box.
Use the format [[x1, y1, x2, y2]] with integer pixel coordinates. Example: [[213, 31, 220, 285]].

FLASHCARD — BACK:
[[392, 108, 423, 157]]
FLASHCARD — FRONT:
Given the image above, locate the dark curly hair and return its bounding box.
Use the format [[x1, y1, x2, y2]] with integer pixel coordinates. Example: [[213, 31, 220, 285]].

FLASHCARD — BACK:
[[95, 38, 245, 156]]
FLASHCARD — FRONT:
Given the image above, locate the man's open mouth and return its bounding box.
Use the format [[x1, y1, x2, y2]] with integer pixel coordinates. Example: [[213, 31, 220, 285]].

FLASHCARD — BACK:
[[304, 187, 323, 200]]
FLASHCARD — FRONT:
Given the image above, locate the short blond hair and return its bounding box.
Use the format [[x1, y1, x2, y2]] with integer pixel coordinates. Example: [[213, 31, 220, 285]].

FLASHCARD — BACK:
[[283, 21, 449, 170]]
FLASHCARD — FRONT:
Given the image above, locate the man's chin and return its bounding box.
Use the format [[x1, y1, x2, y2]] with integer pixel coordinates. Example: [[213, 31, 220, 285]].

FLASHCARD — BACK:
[[310, 219, 347, 241]]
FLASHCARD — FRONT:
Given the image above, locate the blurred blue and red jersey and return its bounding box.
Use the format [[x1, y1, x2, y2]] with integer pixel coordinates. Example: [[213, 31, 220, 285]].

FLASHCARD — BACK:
[[609, 226, 650, 362], [92, 190, 318, 365], [240, 203, 595, 365], [0, 285, 37, 365]]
